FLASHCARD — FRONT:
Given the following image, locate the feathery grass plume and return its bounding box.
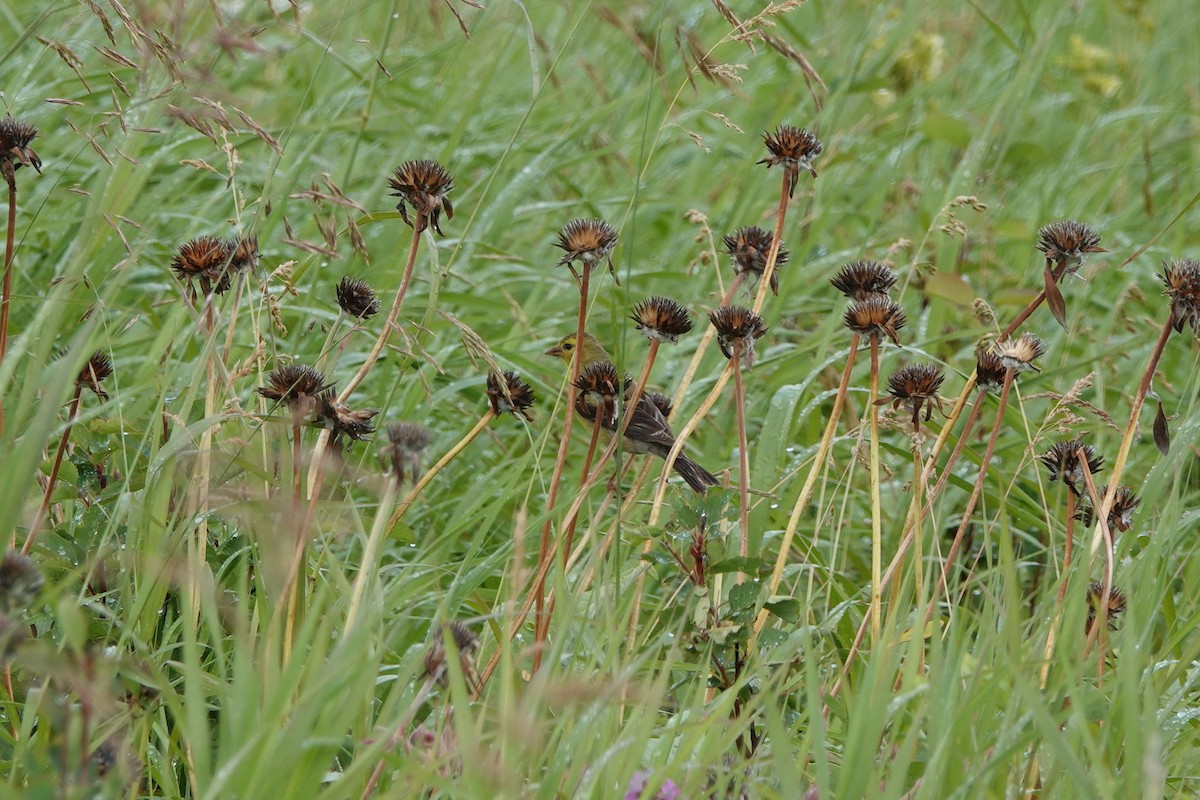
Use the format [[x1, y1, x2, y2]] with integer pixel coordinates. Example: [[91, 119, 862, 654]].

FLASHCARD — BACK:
[[975, 349, 1008, 392], [1158, 257, 1200, 335], [76, 351, 114, 401], [880, 363, 945, 432], [316, 391, 379, 445], [171, 235, 237, 296], [1036, 220, 1106, 275], [385, 422, 432, 487], [1076, 485, 1140, 533], [757, 124, 823, 197], [554, 218, 619, 283], [0, 115, 41, 188], [830, 260, 897, 300], [388, 159, 454, 235], [0, 550, 44, 612], [843, 294, 906, 346], [993, 332, 1046, 374], [723, 226, 789, 296], [631, 296, 693, 343], [423, 621, 480, 691], [709, 305, 768, 367], [486, 370, 535, 421], [336, 276, 380, 320], [1038, 439, 1104, 495], [1085, 581, 1127, 635], [257, 364, 330, 422]]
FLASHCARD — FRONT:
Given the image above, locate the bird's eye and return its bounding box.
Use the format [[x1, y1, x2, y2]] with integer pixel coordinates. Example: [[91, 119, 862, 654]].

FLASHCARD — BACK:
[[563, 342, 573, 351]]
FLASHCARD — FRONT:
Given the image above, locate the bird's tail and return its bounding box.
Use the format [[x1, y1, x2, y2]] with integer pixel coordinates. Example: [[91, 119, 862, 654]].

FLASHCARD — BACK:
[[673, 455, 720, 493]]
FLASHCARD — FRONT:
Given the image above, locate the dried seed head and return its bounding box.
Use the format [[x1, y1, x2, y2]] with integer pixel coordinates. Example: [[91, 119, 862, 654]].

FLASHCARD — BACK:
[[631, 296, 693, 343], [1038, 439, 1104, 494], [388, 159, 454, 235], [0, 115, 42, 186], [316, 392, 379, 444], [574, 361, 627, 427], [171, 236, 237, 296], [554, 218, 618, 270], [1158, 257, 1200, 335], [486, 370, 535, 421], [1035, 220, 1105, 274], [336, 276, 380, 320], [1085, 581, 1127, 635], [843, 295, 907, 345], [757, 124, 823, 197], [1076, 485, 1141, 533], [423, 621, 480, 690], [975, 349, 1008, 392], [77, 351, 114, 401], [385, 422, 432, 486], [722, 226, 789, 295], [645, 391, 673, 419], [993, 332, 1046, 374], [830, 260, 897, 300], [709, 305, 768, 366], [883, 364, 945, 432], [228, 234, 259, 273], [257, 364, 331, 420], [0, 551, 44, 613]]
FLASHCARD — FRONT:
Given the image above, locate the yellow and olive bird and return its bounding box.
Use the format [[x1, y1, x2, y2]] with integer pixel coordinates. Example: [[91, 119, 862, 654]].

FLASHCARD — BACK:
[[545, 333, 720, 493]]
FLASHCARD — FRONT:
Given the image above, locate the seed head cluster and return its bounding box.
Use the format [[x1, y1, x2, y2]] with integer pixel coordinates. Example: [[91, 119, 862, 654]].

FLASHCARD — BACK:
[[994, 332, 1046, 374], [554, 218, 619, 275], [171, 234, 257, 296], [883, 363, 945, 432], [77, 351, 114, 401], [844, 294, 906, 345], [385, 422, 432, 486]]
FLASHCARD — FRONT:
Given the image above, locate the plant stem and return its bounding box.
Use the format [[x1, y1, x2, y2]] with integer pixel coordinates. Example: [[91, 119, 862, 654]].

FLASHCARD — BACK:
[[732, 344, 750, 564], [388, 410, 495, 529], [0, 181, 17, 433], [24, 386, 82, 555], [997, 262, 1067, 341], [868, 334, 883, 646]]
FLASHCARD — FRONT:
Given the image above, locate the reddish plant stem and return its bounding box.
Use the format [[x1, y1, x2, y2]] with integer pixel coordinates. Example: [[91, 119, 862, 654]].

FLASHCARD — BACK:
[[732, 345, 750, 564], [998, 262, 1067, 341], [1055, 490, 1077, 606], [24, 386, 83, 555], [867, 334, 883, 645], [0, 182, 18, 433]]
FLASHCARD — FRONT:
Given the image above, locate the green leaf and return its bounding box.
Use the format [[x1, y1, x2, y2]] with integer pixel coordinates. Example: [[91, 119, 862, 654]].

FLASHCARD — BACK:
[[919, 113, 971, 149], [764, 596, 803, 624], [708, 556, 770, 576], [728, 581, 762, 612]]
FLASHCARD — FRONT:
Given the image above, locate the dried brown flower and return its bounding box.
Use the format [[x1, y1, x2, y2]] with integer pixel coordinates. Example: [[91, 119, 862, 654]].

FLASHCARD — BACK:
[[843, 295, 906, 345], [1036, 220, 1105, 274], [385, 422, 432, 486], [975, 349, 1007, 392], [1038, 439, 1103, 494], [554, 218, 619, 281], [881, 364, 945, 431], [336, 276, 380, 320], [316, 392, 379, 444], [723, 226, 788, 295], [830, 260, 897, 300], [1076, 485, 1141, 533], [486, 370, 535, 421], [0, 551, 44, 613], [0, 115, 41, 188], [1085, 581, 1127, 636], [171, 236, 237, 296], [1159, 257, 1200, 335], [709, 305, 768, 366], [388, 159, 454, 235], [228, 234, 259, 273], [758, 124, 823, 198], [257, 364, 331, 420], [631, 296, 693, 343], [423, 621, 480, 691], [77, 351, 114, 401], [574, 362, 626, 426], [993, 332, 1045, 374]]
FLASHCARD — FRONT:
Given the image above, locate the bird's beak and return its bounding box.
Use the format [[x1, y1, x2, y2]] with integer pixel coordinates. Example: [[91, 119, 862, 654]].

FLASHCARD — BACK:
[[544, 344, 563, 358]]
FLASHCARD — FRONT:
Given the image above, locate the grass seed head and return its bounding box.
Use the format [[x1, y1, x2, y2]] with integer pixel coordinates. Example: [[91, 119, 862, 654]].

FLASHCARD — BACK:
[[631, 296, 693, 343], [486, 370, 535, 421], [1158, 257, 1200, 335], [0, 551, 44, 613], [388, 159, 454, 235], [843, 295, 907, 345], [1036, 220, 1105, 273], [723, 226, 788, 295], [709, 305, 768, 366], [336, 276, 381, 320], [758, 124, 823, 196], [830, 260, 897, 300]]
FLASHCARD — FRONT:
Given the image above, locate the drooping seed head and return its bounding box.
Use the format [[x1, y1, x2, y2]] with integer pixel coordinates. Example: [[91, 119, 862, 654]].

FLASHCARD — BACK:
[[554, 218, 618, 270], [388, 159, 454, 235], [830, 260, 897, 300], [883, 363, 945, 432], [1076, 485, 1140, 533], [757, 124, 823, 197], [993, 332, 1046, 374], [843, 295, 907, 346], [384, 421, 432, 486], [630, 296, 693, 343], [77, 351, 114, 401], [1085, 581, 1127, 635], [0, 115, 42, 187], [336, 276, 380, 320], [722, 226, 788, 295], [316, 392, 379, 444], [257, 364, 331, 420], [486, 370, 535, 421], [1035, 220, 1105, 273], [1158, 257, 1200, 336], [1038, 439, 1104, 494], [171, 235, 236, 296], [975, 349, 1007, 392], [0, 551, 44, 613], [709, 305, 768, 366]]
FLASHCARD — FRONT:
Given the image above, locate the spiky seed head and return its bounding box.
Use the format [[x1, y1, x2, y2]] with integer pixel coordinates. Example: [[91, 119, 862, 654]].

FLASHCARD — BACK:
[[1158, 257, 1200, 335], [336, 276, 380, 320], [631, 296, 693, 343], [0, 115, 42, 184], [77, 351, 114, 401], [486, 370, 535, 421], [554, 218, 618, 269], [1076, 485, 1141, 533], [423, 621, 480, 690], [316, 392, 379, 444], [883, 363, 945, 431], [1085, 582, 1127, 635], [843, 295, 907, 345], [709, 305, 768, 366], [830, 260, 897, 300], [228, 234, 259, 273], [257, 364, 330, 423], [993, 332, 1046, 374], [171, 236, 236, 295], [722, 226, 789, 295], [757, 124, 823, 197], [0, 551, 44, 613], [645, 391, 673, 419], [574, 362, 626, 426], [388, 159, 454, 235], [975, 349, 1008, 392], [1038, 439, 1104, 493], [1035, 220, 1105, 273]]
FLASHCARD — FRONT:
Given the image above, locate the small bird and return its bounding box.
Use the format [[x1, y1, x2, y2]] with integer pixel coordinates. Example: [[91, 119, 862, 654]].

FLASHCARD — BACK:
[[544, 333, 720, 493]]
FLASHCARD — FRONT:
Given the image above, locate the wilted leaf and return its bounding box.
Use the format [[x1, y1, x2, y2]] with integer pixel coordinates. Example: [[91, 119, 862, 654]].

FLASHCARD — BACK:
[[1154, 399, 1171, 455], [1044, 265, 1068, 330]]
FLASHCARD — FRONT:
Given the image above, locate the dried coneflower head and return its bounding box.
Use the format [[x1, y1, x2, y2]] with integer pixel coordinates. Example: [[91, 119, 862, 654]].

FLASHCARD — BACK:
[[757, 124, 823, 197], [336, 276, 381, 320], [574, 361, 625, 426], [554, 218, 619, 281], [423, 621, 480, 690], [317, 392, 379, 444], [1158, 257, 1200, 335], [645, 391, 673, 419], [881, 363, 945, 431], [975, 349, 1007, 392], [228, 234, 259, 273], [385, 421, 432, 486], [486, 370, 535, 421], [843, 294, 907, 346], [1085, 581, 1127, 635], [0, 115, 41, 186], [993, 332, 1046, 374], [1076, 485, 1141, 533], [0, 551, 44, 613], [830, 260, 897, 300], [171, 235, 236, 296], [257, 364, 330, 420], [1038, 439, 1104, 494], [631, 296, 693, 343], [722, 226, 789, 295], [77, 351, 114, 401], [709, 305, 768, 366], [388, 159, 454, 235], [1036, 220, 1106, 274]]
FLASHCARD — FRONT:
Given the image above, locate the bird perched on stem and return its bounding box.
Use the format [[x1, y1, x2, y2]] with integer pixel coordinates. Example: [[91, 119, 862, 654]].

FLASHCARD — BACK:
[[545, 333, 719, 493]]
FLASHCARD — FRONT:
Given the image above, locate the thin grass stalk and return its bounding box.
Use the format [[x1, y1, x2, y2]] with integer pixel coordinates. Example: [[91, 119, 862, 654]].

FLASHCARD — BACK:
[[387, 410, 495, 529], [868, 334, 883, 645], [191, 308, 218, 628], [345, 477, 401, 631], [23, 386, 83, 555], [749, 172, 792, 312], [562, 411, 605, 563], [732, 343, 750, 563], [923, 388, 987, 514], [911, 439, 924, 608]]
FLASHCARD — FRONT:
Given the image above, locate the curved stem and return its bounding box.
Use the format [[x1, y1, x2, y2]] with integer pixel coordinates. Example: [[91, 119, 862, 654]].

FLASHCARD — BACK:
[[24, 386, 83, 555]]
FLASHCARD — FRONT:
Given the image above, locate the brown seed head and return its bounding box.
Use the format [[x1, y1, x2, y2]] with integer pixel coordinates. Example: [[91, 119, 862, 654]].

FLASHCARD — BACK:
[[385, 421, 432, 485], [554, 218, 618, 269], [1085, 581, 1127, 635], [1158, 257, 1200, 335], [0, 115, 42, 184], [709, 305, 768, 366], [722, 226, 788, 295], [388, 159, 454, 235], [77, 351, 114, 401], [1076, 485, 1141, 533], [574, 361, 627, 426], [993, 332, 1046, 374], [883, 363, 945, 431], [631, 296, 693, 343], [843, 295, 907, 345], [975, 349, 1007, 392], [1038, 439, 1103, 494], [228, 234, 259, 273], [487, 370, 535, 421], [317, 392, 379, 444], [830, 260, 897, 300], [171, 236, 237, 295], [423, 621, 480, 690], [257, 364, 331, 420], [336, 276, 380, 320], [757, 124, 823, 197], [0, 551, 44, 613], [1036, 220, 1105, 273]]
